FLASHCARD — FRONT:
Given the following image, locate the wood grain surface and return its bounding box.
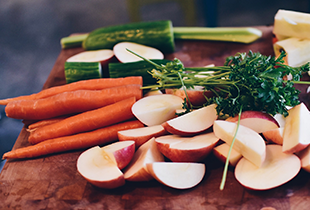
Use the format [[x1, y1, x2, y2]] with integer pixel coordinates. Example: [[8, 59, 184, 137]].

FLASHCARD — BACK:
[[1, 26, 310, 210]]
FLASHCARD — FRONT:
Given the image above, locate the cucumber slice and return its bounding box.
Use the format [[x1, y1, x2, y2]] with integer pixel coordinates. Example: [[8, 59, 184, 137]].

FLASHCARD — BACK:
[[83, 20, 175, 53], [64, 62, 102, 84], [108, 59, 171, 86]]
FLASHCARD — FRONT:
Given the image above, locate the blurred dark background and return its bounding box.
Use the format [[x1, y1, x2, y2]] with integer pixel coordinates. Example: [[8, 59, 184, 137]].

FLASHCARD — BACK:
[[1, 0, 309, 170]]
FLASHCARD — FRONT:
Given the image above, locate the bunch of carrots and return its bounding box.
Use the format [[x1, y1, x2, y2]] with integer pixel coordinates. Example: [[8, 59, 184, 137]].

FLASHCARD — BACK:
[[1, 76, 145, 160]]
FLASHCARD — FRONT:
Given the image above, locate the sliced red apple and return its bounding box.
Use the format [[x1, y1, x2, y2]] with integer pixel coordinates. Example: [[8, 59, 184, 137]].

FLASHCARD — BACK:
[[66, 49, 114, 65], [131, 94, 183, 126], [262, 127, 284, 145], [235, 144, 301, 190], [165, 87, 214, 106], [282, 103, 310, 153], [102, 141, 136, 170], [162, 104, 218, 136], [118, 125, 168, 148], [273, 113, 287, 127], [213, 120, 266, 167], [76, 141, 135, 189], [146, 162, 205, 189], [155, 132, 219, 162], [144, 89, 163, 97], [213, 143, 242, 167], [113, 42, 164, 63], [296, 145, 310, 173], [123, 138, 165, 182], [225, 111, 279, 133]]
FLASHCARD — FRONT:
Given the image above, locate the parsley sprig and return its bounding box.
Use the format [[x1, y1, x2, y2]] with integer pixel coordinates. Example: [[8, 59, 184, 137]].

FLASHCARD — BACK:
[[134, 50, 310, 118]]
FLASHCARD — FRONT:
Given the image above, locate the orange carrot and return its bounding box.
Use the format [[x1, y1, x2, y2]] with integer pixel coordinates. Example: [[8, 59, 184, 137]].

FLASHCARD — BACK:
[[0, 76, 143, 105], [2, 120, 144, 159], [27, 115, 69, 131], [28, 97, 137, 144], [5, 84, 142, 120]]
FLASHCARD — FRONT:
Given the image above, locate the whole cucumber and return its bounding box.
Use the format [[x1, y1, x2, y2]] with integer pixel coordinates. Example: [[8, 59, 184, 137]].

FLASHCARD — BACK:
[[83, 20, 175, 53]]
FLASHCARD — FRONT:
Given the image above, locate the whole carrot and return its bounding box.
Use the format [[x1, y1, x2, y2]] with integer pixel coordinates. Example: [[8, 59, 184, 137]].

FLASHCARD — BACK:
[[27, 115, 69, 131], [2, 120, 144, 159], [5, 84, 142, 120], [0, 76, 142, 105], [28, 97, 137, 144]]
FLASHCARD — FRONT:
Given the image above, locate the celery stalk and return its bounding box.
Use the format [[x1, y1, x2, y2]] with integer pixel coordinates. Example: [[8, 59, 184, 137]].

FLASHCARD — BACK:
[[173, 27, 262, 44], [60, 34, 89, 49], [60, 26, 262, 49]]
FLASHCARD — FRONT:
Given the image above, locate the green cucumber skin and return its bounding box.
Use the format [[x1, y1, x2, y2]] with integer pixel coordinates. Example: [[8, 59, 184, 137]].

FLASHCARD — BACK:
[[83, 20, 175, 53], [108, 59, 171, 86], [64, 62, 101, 84]]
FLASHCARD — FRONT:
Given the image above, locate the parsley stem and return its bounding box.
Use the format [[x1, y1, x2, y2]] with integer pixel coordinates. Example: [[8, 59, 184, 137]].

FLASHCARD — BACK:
[[219, 106, 243, 190]]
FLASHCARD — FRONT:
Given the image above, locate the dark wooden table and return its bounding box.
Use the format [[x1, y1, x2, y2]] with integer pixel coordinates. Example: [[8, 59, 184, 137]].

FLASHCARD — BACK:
[[1, 26, 310, 210]]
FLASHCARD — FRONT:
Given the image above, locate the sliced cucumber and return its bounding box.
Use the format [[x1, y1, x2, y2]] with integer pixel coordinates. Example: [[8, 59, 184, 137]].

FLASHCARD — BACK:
[[108, 59, 171, 86], [83, 20, 175, 53], [64, 62, 101, 84]]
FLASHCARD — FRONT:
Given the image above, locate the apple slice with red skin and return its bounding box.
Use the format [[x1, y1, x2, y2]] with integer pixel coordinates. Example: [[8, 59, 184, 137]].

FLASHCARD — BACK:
[[113, 42, 164, 63], [213, 120, 266, 167], [296, 145, 310, 173], [102, 141, 136, 170], [262, 127, 284, 145], [235, 144, 301, 190], [155, 132, 219, 162], [226, 111, 279, 133], [76, 141, 135, 189], [282, 103, 310, 153], [123, 138, 165, 182], [66, 49, 114, 65], [146, 162, 205, 189], [118, 125, 168, 148], [165, 88, 214, 106], [213, 143, 242, 167], [162, 104, 218, 136], [131, 94, 183, 126]]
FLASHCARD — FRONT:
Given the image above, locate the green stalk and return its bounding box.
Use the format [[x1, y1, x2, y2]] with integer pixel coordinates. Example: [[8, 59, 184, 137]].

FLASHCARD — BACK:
[[173, 27, 262, 44], [60, 27, 262, 49], [219, 106, 242, 190], [60, 34, 88, 49]]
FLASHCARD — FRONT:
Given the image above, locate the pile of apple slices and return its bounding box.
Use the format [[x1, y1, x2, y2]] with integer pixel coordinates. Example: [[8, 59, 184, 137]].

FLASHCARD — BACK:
[[77, 93, 310, 191]]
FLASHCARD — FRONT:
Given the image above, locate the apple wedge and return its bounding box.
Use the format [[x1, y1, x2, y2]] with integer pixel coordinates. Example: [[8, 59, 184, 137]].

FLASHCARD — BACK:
[[66, 49, 114, 66], [225, 111, 279, 133], [162, 104, 218, 136], [165, 88, 214, 106], [155, 132, 219, 162], [113, 42, 164, 63], [131, 94, 183, 126], [118, 125, 168, 148], [123, 138, 165, 182], [77, 141, 135, 189], [213, 120, 266, 167], [102, 141, 136, 170], [262, 127, 284, 145], [213, 143, 242, 167], [282, 103, 310, 154], [146, 162, 205, 189], [296, 145, 310, 173], [235, 144, 301, 190]]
